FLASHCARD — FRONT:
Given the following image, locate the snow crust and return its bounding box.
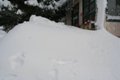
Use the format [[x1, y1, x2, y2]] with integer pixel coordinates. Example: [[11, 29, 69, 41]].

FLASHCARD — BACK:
[[0, 15, 120, 80]]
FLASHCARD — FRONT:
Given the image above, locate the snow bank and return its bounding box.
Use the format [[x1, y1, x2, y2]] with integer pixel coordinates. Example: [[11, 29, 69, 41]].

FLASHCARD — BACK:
[[0, 26, 6, 40], [25, 0, 67, 9], [0, 15, 120, 80]]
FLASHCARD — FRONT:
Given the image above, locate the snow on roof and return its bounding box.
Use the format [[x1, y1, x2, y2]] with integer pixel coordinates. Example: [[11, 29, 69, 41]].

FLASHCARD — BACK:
[[0, 15, 120, 80]]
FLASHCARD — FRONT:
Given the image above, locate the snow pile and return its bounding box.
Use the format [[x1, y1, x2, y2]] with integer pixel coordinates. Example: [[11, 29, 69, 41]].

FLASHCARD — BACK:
[[0, 15, 120, 80], [0, 0, 13, 11]]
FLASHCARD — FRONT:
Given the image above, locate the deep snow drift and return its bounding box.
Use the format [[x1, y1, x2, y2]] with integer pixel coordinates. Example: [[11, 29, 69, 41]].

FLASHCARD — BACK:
[[0, 15, 120, 80]]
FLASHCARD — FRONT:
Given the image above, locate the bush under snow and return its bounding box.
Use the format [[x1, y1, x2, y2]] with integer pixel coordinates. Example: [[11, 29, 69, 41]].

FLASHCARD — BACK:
[[25, 0, 67, 9], [0, 0, 13, 11]]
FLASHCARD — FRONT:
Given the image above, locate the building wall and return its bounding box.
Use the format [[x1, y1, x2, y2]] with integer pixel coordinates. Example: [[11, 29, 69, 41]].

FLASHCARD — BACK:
[[105, 0, 120, 37], [105, 21, 120, 37]]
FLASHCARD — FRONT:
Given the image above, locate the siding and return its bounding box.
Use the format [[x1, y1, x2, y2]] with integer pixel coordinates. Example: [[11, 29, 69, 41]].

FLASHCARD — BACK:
[[105, 21, 120, 37]]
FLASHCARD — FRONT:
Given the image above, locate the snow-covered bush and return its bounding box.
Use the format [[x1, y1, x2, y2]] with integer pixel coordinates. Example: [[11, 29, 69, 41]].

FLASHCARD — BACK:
[[0, 0, 67, 31]]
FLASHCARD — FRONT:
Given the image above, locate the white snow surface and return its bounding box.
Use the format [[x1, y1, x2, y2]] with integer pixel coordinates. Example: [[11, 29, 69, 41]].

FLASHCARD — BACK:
[[0, 27, 6, 40], [0, 15, 120, 80]]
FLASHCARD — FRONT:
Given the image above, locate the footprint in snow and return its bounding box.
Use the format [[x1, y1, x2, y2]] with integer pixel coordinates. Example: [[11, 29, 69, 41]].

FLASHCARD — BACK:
[[10, 52, 25, 70]]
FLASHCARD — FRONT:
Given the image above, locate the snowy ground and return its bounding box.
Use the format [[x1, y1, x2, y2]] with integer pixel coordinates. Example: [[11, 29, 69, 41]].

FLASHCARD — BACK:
[[0, 15, 120, 80], [0, 27, 6, 40]]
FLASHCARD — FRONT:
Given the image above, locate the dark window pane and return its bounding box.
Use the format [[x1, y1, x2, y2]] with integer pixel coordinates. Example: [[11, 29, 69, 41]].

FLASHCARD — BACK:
[[83, 0, 96, 23], [107, 0, 120, 16]]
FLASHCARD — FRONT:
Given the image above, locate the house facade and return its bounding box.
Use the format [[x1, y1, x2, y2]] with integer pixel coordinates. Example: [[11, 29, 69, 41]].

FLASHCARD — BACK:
[[64, 0, 96, 30], [63, 0, 120, 37], [105, 0, 120, 37]]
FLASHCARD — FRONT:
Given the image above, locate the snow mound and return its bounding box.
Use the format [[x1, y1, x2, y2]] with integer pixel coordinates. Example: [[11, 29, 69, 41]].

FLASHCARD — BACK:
[[0, 15, 120, 80], [0, 27, 6, 40]]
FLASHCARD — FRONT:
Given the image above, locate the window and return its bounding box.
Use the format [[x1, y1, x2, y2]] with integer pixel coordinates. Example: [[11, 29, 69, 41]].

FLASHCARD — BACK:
[[107, 0, 120, 16], [116, 0, 120, 15], [116, 0, 120, 6], [83, 0, 96, 23], [106, 0, 120, 21], [72, 3, 79, 27]]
